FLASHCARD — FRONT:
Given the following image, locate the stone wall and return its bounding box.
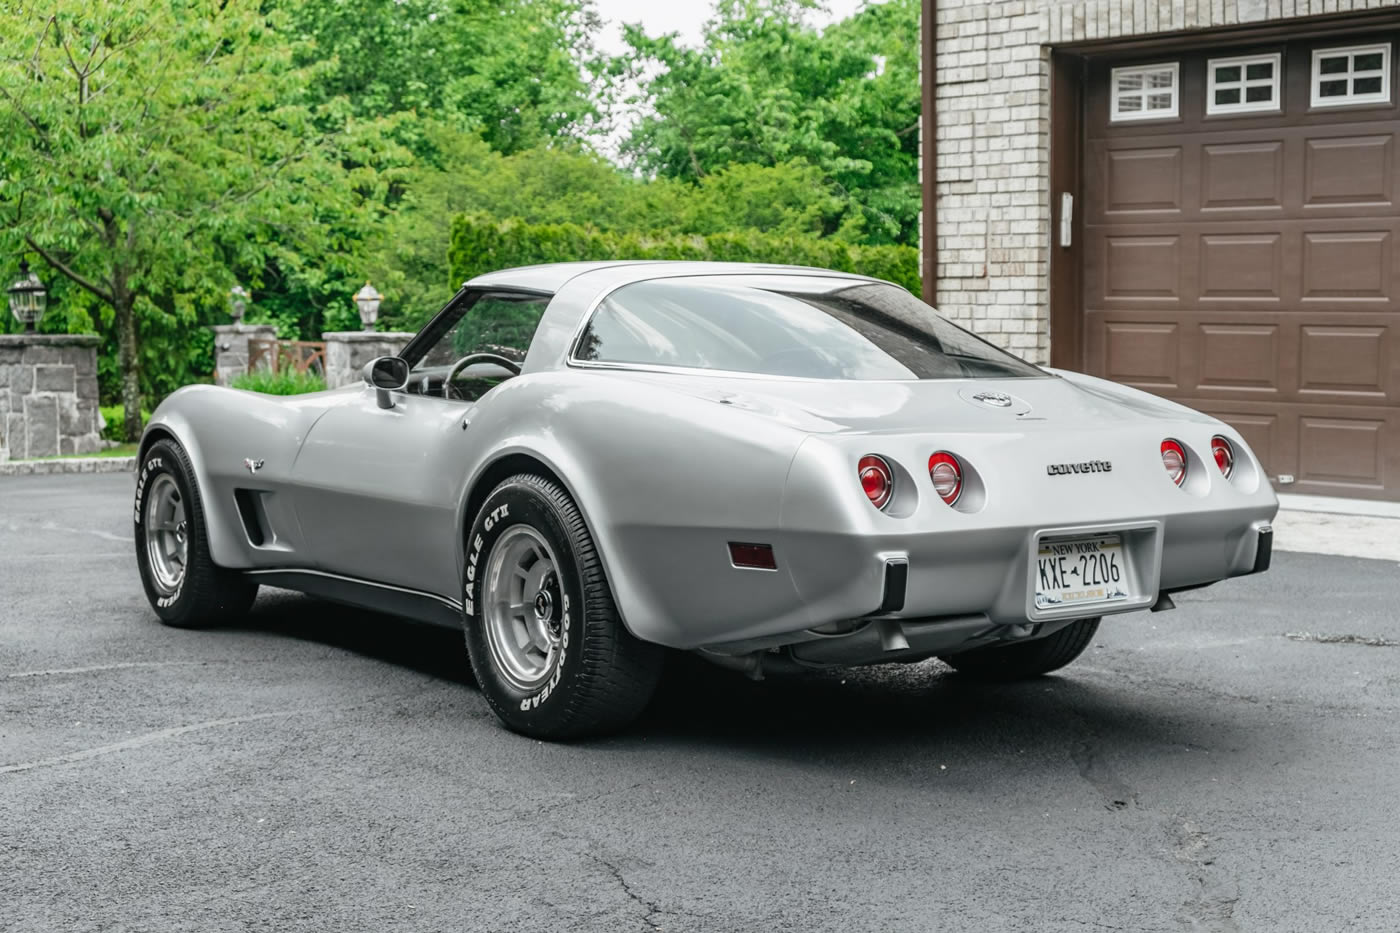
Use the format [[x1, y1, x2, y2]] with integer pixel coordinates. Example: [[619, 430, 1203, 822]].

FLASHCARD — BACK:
[[0, 334, 103, 460], [211, 323, 278, 387], [924, 0, 1400, 364], [323, 331, 416, 389]]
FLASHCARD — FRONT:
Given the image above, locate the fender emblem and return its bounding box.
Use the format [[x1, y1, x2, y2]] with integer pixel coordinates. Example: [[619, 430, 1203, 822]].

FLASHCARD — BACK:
[[972, 391, 1013, 408], [244, 458, 265, 474]]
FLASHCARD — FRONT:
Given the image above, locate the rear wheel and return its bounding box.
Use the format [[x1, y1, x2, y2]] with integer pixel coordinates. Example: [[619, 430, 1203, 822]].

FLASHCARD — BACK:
[[134, 439, 258, 628], [939, 618, 1100, 681], [462, 473, 663, 739]]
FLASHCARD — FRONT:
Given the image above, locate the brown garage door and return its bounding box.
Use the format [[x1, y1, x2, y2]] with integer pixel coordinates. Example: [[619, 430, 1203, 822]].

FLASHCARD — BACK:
[[1082, 32, 1400, 501]]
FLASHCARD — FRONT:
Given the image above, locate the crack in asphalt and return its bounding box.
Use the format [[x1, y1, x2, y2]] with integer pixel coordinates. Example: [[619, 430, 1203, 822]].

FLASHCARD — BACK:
[[1285, 631, 1399, 648], [588, 853, 665, 931], [1172, 819, 1241, 932]]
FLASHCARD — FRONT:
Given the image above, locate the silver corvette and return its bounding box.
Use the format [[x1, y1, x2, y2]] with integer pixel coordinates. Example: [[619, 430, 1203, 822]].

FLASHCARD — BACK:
[[134, 262, 1277, 737]]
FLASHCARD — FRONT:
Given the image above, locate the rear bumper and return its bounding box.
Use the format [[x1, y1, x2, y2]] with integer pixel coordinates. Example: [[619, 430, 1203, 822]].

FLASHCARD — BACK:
[[680, 507, 1276, 654], [781, 511, 1271, 625]]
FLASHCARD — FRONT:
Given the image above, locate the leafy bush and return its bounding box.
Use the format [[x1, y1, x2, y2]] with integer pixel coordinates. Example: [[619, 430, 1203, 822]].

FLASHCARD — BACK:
[[447, 215, 921, 303], [100, 405, 150, 443], [231, 367, 327, 396]]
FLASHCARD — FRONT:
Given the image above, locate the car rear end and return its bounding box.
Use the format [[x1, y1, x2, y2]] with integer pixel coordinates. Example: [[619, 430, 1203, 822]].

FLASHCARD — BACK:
[[774, 415, 1275, 645]]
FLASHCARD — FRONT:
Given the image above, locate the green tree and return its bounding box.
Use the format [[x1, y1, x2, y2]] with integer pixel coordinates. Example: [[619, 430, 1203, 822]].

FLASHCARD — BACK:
[[281, 0, 606, 155], [617, 0, 921, 245], [0, 1, 400, 439], [368, 132, 854, 329]]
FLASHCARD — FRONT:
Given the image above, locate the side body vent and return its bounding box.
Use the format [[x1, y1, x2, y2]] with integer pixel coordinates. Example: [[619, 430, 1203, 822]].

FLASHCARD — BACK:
[[233, 489, 270, 547]]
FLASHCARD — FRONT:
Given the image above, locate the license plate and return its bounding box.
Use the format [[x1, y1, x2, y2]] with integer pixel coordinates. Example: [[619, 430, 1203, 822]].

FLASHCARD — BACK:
[[1035, 535, 1129, 610]]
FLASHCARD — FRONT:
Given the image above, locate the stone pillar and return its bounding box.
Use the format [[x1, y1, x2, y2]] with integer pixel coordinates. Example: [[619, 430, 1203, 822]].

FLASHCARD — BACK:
[[322, 331, 416, 389], [211, 323, 278, 387], [0, 334, 103, 459]]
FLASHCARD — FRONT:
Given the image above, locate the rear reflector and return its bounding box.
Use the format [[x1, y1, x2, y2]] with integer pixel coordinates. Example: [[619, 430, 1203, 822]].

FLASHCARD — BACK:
[[728, 542, 777, 570]]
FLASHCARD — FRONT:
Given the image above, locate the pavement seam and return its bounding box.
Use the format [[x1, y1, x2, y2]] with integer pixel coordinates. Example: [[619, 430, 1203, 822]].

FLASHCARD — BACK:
[[0, 707, 333, 775]]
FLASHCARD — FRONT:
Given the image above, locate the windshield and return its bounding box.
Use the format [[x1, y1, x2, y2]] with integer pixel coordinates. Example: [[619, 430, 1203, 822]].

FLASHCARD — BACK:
[[572, 278, 1044, 380]]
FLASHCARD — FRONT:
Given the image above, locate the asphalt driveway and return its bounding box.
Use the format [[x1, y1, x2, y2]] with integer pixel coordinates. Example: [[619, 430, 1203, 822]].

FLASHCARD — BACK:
[[2, 473, 1398, 932]]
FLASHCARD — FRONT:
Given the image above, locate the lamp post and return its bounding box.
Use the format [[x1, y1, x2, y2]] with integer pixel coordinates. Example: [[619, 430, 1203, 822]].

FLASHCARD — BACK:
[[7, 259, 48, 334], [353, 281, 382, 332], [229, 284, 249, 324]]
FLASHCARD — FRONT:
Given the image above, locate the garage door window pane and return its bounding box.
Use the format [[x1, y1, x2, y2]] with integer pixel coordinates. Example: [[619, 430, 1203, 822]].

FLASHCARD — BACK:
[[1312, 44, 1391, 107], [1111, 63, 1179, 121], [1207, 54, 1281, 115]]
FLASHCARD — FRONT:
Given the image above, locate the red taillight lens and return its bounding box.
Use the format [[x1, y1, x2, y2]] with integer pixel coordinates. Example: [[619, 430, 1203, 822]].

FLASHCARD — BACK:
[[1211, 436, 1234, 478], [1161, 439, 1187, 487], [927, 451, 963, 506], [858, 455, 894, 510]]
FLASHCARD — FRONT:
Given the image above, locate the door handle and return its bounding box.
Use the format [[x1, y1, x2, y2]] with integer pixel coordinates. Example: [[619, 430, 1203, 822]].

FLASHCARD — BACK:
[[1058, 192, 1073, 248], [461, 415, 471, 431]]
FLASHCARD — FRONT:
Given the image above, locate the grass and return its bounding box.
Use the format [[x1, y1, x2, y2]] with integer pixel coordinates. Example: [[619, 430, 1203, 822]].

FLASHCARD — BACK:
[[22, 442, 140, 462], [100, 405, 151, 443], [232, 366, 327, 395]]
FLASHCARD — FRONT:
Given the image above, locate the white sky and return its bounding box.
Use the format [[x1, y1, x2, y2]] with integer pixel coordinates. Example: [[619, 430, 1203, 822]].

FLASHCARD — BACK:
[[593, 0, 870, 55]]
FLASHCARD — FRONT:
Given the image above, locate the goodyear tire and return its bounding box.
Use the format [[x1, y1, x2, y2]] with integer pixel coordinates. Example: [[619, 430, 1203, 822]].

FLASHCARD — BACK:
[[134, 439, 258, 628], [939, 617, 1100, 681], [462, 474, 663, 739]]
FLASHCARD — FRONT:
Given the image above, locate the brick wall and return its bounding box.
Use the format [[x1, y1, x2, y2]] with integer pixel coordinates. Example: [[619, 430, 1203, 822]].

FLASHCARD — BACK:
[[923, 0, 1400, 364]]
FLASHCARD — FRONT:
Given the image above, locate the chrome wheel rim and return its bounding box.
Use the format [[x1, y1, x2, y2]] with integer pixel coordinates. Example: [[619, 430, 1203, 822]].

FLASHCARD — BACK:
[[483, 525, 565, 689], [144, 474, 188, 595]]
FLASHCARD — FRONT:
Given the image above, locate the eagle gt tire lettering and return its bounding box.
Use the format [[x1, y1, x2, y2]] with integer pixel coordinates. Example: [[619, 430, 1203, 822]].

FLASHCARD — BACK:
[[462, 473, 663, 739], [134, 438, 258, 629]]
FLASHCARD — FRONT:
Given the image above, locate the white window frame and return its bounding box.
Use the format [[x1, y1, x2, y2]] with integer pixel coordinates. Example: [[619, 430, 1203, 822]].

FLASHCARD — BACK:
[[1310, 43, 1391, 108], [1110, 62, 1180, 123], [1207, 53, 1282, 115]]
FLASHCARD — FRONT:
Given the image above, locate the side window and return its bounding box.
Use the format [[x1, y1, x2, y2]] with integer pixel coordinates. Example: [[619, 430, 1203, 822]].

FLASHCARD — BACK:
[[1110, 62, 1179, 122], [1311, 43, 1391, 107], [414, 294, 551, 371], [1207, 53, 1281, 115]]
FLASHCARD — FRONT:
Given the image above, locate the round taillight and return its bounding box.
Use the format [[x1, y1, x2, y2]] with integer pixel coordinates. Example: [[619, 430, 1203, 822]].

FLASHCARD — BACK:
[[859, 455, 894, 510], [1161, 439, 1187, 487], [1211, 435, 1234, 478], [928, 451, 963, 506]]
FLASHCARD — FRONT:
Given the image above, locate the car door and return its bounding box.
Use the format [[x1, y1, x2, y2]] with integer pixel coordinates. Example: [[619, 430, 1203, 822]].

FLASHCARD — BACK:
[[289, 288, 551, 600]]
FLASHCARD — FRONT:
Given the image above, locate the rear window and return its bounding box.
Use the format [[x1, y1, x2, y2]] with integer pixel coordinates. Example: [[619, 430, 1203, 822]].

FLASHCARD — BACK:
[[571, 278, 1045, 380]]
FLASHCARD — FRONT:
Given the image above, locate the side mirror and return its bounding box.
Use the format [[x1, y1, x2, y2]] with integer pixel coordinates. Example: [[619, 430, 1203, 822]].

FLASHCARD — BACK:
[[363, 356, 410, 410]]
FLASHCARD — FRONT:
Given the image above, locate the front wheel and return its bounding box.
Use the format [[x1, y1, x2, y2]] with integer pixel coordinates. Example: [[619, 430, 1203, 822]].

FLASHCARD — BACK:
[[134, 439, 258, 628], [939, 618, 1100, 681], [462, 474, 663, 739]]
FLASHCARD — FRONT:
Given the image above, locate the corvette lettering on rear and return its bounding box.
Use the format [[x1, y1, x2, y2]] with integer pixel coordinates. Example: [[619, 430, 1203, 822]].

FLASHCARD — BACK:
[[1046, 459, 1113, 476]]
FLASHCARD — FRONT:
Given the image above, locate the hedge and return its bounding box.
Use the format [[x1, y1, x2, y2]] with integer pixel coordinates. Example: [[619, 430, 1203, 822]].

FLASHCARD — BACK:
[[447, 214, 921, 295]]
